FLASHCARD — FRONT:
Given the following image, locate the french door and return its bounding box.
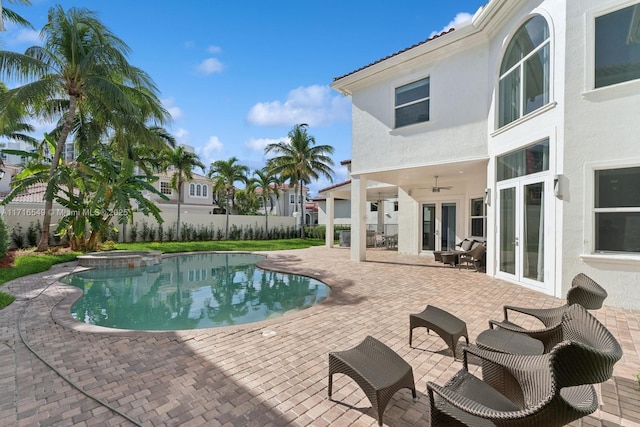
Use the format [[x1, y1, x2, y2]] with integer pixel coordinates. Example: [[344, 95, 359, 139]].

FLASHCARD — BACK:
[[497, 177, 549, 290], [422, 202, 457, 251]]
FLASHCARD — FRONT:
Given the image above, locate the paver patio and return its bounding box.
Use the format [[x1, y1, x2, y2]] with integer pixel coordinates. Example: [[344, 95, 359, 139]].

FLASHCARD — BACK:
[[1, 246, 639, 426]]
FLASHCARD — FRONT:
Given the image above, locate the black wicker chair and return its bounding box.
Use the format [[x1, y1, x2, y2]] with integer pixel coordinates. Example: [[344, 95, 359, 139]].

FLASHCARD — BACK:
[[488, 273, 607, 352], [427, 305, 623, 427]]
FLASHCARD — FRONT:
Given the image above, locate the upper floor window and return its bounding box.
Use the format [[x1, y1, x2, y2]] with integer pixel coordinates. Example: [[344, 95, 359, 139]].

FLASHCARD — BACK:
[[595, 3, 640, 88], [499, 15, 550, 128], [395, 77, 430, 128], [160, 181, 172, 195], [594, 166, 640, 253], [188, 183, 208, 198], [370, 202, 378, 212]]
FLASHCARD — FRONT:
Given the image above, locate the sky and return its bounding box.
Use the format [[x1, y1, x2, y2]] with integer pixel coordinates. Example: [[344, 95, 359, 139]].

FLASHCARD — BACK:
[[2, 0, 488, 196]]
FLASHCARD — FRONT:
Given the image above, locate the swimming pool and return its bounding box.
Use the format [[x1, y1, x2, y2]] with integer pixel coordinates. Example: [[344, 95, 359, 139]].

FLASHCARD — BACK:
[[61, 252, 330, 331]]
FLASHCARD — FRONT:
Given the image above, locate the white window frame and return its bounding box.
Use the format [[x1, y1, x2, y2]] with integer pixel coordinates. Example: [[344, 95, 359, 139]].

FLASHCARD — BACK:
[[470, 197, 487, 238], [189, 183, 195, 196], [592, 1, 640, 90], [498, 14, 551, 128], [289, 194, 296, 204], [584, 1, 640, 100], [582, 159, 640, 264], [394, 77, 430, 129]]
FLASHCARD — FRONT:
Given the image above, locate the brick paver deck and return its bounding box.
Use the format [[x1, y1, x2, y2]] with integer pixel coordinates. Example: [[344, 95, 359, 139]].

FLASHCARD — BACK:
[[1, 246, 639, 426]]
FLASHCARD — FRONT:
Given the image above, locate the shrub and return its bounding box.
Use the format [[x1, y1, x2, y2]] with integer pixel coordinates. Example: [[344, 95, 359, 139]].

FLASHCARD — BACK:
[[129, 222, 139, 242], [11, 224, 25, 249], [26, 221, 41, 247], [0, 217, 10, 257]]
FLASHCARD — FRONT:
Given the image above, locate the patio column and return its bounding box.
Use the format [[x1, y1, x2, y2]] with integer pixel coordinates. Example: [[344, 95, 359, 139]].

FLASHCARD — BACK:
[[351, 174, 367, 261], [325, 194, 334, 248], [377, 198, 385, 234]]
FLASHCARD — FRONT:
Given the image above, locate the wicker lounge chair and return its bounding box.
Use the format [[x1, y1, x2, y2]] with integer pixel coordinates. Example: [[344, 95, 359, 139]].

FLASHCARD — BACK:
[[328, 336, 416, 426], [488, 273, 607, 351], [427, 305, 623, 427], [457, 242, 486, 271]]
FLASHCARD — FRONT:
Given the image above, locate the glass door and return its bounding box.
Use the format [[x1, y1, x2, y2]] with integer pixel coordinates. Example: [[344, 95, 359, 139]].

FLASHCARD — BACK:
[[441, 203, 457, 251], [422, 202, 457, 251], [422, 204, 435, 250], [497, 178, 547, 287]]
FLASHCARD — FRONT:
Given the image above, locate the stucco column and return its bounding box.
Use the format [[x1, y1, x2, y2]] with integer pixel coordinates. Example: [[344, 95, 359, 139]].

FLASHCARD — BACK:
[[350, 174, 367, 261], [377, 198, 385, 234], [325, 194, 334, 248]]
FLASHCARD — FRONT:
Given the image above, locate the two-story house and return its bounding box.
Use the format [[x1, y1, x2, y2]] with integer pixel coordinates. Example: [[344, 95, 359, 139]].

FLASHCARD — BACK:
[[326, 0, 640, 310]]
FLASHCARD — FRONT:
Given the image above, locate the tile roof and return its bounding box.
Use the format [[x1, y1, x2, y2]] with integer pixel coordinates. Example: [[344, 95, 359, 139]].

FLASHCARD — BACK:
[[333, 28, 456, 82]]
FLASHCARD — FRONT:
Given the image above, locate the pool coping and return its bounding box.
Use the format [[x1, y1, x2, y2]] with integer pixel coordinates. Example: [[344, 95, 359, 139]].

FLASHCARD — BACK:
[[50, 250, 338, 337]]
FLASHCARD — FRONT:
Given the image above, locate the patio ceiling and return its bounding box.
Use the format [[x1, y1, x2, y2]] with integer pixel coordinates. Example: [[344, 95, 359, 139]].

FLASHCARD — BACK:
[[323, 158, 488, 201]]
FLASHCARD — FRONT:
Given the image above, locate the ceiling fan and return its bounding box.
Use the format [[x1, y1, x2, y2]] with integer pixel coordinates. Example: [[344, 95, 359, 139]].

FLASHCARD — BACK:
[[431, 176, 453, 192]]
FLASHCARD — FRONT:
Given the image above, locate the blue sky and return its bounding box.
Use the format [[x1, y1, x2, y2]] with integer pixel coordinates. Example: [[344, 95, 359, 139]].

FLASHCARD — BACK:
[[2, 0, 487, 195]]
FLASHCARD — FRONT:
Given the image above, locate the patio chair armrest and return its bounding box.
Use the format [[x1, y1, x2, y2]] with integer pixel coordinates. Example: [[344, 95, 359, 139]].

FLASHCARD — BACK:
[[503, 304, 566, 327], [427, 377, 532, 420]]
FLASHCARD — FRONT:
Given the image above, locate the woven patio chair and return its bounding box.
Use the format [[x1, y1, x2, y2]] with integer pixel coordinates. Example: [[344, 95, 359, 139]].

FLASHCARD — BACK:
[[328, 336, 416, 426], [488, 274, 607, 350], [457, 242, 486, 271], [427, 306, 622, 427]]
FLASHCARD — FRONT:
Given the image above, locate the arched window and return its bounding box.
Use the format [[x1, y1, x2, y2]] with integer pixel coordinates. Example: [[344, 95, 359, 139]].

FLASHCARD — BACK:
[[202, 185, 208, 198], [499, 15, 550, 128], [196, 184, 202, 197], [189, 183, 195, 196]]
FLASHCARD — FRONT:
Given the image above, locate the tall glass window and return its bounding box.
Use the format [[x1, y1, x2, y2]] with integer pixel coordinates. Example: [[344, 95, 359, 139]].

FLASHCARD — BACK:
[[499, 16, 550, 127], [395, 77, 430, 128], [595, 3, 640, 88], [594, 166, 640, 253]]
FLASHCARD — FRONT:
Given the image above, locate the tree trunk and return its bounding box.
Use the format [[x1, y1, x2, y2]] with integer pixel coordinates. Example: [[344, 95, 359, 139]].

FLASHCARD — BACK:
[[264, 196, 269, 239], [36, 96, 77, 252], [176, 185, 182, 241], [299, 180, 305, 239]]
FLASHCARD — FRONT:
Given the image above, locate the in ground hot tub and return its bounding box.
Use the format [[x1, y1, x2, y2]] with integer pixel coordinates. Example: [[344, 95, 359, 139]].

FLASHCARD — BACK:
[[77, 250, 162, 269]]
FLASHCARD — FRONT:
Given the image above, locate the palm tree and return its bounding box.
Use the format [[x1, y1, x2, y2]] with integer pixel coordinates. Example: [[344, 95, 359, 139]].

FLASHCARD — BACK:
[[162, 145, 205, 241], [251, 167, 281, 237], [0, 5, 169, 251], [1, 0, 32, 32], [208, 157, 249, 239], [265, 124, 335, 238], [0, 83, 37, 146]]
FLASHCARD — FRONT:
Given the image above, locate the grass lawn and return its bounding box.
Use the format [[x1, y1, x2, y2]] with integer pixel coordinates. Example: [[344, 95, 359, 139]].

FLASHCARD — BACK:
[[0, 239, 325, 309]]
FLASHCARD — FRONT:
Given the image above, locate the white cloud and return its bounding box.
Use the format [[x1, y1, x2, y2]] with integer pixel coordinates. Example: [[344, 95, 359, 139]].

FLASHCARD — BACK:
[[207, 45, 222, 54], [198, 136, 224, 165], [2, 23, 41, 47], [246, 85, 351, 127], [162, 97, 183, 120], [429, 12, 473, 38], [196, 58, 224, 75], [173, 128, 191, 145], [245, 137, 283, 153]]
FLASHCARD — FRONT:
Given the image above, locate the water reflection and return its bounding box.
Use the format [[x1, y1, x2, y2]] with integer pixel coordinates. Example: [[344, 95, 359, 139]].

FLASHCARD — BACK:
[[62, 253, 330, 331]]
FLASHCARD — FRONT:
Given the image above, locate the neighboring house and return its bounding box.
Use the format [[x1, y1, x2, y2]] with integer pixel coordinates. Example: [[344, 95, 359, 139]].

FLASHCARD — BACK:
[[256, 183, 318, 224], [327, 0, 640, 310], [151, 170, 214, 207]]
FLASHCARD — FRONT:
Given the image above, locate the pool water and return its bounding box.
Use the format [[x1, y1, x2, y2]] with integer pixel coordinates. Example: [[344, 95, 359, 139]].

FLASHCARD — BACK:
[[61, 253, 330, 331]]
